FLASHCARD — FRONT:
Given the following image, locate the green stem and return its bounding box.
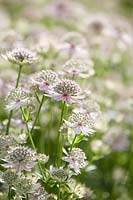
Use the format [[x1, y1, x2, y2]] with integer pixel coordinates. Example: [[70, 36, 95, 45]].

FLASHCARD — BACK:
[[55, 101, 66, 165], [20, 107, 46, 182], [16, 65, 22, 88], [8, 186, 11, 200], [26, 193, 29, 200], [58, 183, 61, 200], [6, 65, 23, 135], [30, 95, 45, 134], [35, 92, 41, 104], [70, 134, 77, 151]]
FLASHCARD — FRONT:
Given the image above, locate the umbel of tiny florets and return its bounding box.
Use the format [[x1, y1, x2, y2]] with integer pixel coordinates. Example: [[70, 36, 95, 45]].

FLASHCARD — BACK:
[[2, 48, 37, 65], [13, 174, 39, 196], [64, 112, 95, 135], [0, 135, 16, 158], [32, 70, 59, 92], [63, 58, 95, 78], [62, 148, 87, 174], [51, 167, 69, 182], [2, 146, 37, 172], [6, 87, 30, 111], [2, 169, 18, 186], [47, 79, 81, 103]]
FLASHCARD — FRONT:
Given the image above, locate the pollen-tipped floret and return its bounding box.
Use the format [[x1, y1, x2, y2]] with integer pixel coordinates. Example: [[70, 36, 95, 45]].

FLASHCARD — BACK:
[[2, 48, 37, 65], [6, 88, 30, 111], [2, 146, 36, 172]]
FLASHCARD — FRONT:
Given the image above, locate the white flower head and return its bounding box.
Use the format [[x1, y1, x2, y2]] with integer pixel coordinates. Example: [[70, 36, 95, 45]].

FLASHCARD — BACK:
[[2, 146, 37, 172], [32, 70, 59, 92], [2, 48, 37, 65], [64, 112, 95, 135], [63, 148, 87, 174], [47, 79, 81, 104], [63, 58, 94, 78], [6, 87, 30, 111]]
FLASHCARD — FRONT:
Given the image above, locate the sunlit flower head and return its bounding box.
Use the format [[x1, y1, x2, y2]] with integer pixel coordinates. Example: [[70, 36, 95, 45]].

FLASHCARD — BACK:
[[62, 148, 87, 174], [0, 135, 16, 158], [6, 87, 30, 111], [63, 58, 94, 78], [2, 169, 18, 186], [2, 146, 36, 172], [103, 127, 129, 151], [32, 70, 59, 92], [50, 166, 69, 183], [64, 112, 95, 135], [14, 174, 39, 196], [2, 48, 37, 65], [69, 179, 93, 199], [47, 79, 81, 103], [74, 99, 100, 120], [59, 32, 89, 58]]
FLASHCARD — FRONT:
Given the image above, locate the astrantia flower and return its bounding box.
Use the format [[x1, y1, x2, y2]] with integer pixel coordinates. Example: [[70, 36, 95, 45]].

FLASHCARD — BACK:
[[6, 88, 30, 111], [63, 148, 87, 174], [0, 135, 16, 158], [58, 32, 89, 58], [2, 169, 18, 186], [2, 48, 37, 65], [2, 146, 36, 172], [14, 174, 39, 196], [74, 99, 100, 120], [64, 112, 95, 135], [68, 179, 93, 199], [47, 79, 81, 103], [50, 166, 69, 182], [32, 70, 59, 92], [63, 58, 95, 78]]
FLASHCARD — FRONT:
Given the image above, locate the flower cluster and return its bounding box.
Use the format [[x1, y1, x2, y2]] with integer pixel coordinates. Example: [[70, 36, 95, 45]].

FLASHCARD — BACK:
[[63, 148, 87, 174], [48, 79, 81, 103], [64, 112, 95, 135], [2, 146, 37, 172], [2, 48, 37, 65], [6, 87, 31, 111]]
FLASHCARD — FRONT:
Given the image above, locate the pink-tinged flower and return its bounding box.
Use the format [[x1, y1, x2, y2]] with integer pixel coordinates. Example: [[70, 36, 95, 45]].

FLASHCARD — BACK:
[[64, 112, 95, 135], [2, 48, 37, 65], [2, 146, 37, 172], [103, 127, 129, 151], [74, 99, 100, 120], [58, 32, 89, 59], [32, 70, 58, 92], [62, 148, 87, 174], [5, 88, 30, 111], [47, 79, 81, 104], [63, 58, 95, 78]]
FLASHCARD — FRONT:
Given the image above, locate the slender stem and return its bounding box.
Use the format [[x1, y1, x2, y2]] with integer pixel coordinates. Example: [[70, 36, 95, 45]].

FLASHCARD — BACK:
[[8, 186, 11, 200], [70, 134, 77, 151], [15, 65, 22, 88], [30, 95, 45, 134], [26, 193, 29, 200], [58, 183, 61, 200], [35, 92, 41, 104], [6, 65, 23, 135], [55, 101, 66, 165], [20, 107, 46, 182]]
